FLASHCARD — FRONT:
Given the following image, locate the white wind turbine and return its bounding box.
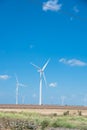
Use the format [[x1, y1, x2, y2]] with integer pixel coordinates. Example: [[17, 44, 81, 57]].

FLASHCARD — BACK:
[[31, 59, 50, 105], [15, 74, 26, 105], [61, 96, 66, 106]]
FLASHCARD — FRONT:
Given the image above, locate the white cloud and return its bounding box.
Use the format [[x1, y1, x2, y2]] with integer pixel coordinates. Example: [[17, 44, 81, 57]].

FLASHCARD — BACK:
[[49, 82, 57, 87], [29, 44, 34, 49], [70, 17, 73, 21], [43, 0, 62, 12], [59, 58, 87, 67], [0, 75, 10, 80], [73, 6, 79, 13]]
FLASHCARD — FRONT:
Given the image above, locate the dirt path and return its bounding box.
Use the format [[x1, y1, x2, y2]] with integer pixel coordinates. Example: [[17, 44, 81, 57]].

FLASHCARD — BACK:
[[47, 128, 79, 130]]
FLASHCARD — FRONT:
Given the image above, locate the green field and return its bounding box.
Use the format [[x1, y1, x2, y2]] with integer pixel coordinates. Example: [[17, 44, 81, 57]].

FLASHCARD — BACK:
[[0, 111, 87, 130]]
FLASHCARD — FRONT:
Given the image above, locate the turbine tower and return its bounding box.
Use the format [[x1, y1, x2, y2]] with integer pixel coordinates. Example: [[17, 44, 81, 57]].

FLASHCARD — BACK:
[[61, 96, 66, 106], [31, 59, 50, 105], [15, 74, 26, 105]]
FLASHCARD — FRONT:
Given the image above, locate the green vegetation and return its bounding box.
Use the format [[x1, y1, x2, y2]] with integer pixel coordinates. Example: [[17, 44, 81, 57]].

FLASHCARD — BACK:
[[78, 111, 82, 116], [0, 111, 87, 130], [63, 111, 69, 116]]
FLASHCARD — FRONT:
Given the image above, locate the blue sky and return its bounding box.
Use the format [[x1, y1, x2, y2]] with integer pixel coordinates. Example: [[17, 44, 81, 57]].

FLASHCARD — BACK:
[[0, 0, 87, 105]]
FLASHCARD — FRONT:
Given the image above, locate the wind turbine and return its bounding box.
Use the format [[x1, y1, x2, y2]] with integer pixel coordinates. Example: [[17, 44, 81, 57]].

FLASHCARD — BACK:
[[15, 74, 26, 105], [31, 59, 50, 105], [61, 96, 66, 106]]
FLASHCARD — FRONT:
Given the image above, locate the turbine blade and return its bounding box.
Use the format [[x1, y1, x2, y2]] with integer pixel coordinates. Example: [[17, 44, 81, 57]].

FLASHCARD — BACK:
[[43, 72, 47, 87], [15, 73, 19, 83], [42, 59, 50, 71], [30, 62, 40, 70]]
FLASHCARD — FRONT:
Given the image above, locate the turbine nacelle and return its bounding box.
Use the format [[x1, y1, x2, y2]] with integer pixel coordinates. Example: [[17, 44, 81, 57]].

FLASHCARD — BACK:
[[37, 69, 43, 73]]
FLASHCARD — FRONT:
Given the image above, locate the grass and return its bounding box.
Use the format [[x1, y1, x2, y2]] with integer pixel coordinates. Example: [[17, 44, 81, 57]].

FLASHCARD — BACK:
[[0, 111, 87, 129]]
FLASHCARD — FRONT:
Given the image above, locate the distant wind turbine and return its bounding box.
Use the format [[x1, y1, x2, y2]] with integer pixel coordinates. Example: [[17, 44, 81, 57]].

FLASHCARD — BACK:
[[22, 96, 25, 104], [61, 96, 66, 106], [15, 74, 26, 105], [31, 59, 50, 105]]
